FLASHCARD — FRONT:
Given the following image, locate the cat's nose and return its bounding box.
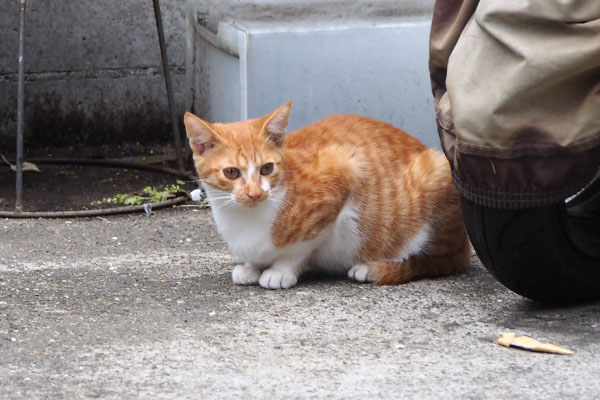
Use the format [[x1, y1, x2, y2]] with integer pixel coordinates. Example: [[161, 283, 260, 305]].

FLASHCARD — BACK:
[[247, 191, 262, 202]]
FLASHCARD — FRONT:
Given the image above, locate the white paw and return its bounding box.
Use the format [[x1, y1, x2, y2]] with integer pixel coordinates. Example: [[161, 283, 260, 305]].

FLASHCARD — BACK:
[[232, 264, 261, 286], [259, 269, 298, 290], [348, 263, 374, 283]]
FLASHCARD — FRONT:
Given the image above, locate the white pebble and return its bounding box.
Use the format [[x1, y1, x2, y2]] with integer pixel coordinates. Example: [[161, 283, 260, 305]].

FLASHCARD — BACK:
[[191, 189, 202, 202]]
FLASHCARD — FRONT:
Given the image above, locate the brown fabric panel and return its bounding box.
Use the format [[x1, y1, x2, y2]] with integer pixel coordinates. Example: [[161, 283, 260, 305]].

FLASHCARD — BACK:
[[456, 127, 600, 158], [451, 139, 600, 209]]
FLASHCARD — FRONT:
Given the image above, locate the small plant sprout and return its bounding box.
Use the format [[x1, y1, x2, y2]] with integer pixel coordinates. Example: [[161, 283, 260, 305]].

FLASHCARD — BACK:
[[91, 180, 188, 207]]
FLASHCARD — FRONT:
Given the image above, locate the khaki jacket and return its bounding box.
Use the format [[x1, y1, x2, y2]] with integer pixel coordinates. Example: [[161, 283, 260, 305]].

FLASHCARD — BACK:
[[429, 0, 600, 209]]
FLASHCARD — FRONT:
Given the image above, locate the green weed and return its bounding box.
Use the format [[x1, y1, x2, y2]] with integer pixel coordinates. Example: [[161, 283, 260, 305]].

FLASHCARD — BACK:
[[92, 180, 187, 207]]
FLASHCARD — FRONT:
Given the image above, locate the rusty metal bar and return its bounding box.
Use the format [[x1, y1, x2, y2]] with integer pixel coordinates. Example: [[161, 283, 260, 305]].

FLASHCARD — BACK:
[[15, 0, 26, 212], [152, 0, 185, 173]]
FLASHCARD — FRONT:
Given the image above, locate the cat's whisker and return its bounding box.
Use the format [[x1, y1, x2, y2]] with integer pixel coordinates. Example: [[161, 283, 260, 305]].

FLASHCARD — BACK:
[[269, 193, 293, 209], [211, 199, 237, 211], [218, 198, 237, 207], [210, 193, 230, 199], [204, 191, 239, 209], [205, 194, 228, 201], [203, 189, 230, 199], [214, 203, 232, 211]]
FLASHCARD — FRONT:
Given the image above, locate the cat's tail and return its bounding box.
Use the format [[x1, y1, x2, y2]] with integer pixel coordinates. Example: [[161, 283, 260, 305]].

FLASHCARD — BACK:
[[369, 237, 472, 285], [392, 147, 472, 282]]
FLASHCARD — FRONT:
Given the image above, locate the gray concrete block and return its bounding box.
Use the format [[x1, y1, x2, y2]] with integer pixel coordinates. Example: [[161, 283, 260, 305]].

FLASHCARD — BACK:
[[0, 71, 186, 147], [186, 0, 439, 147], [0, 0, 185, 73], [0, 0, 186, 146]]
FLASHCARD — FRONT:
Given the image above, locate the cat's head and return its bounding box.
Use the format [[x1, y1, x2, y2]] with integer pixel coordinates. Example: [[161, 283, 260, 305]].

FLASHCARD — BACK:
[[184, 102, 291, 207]]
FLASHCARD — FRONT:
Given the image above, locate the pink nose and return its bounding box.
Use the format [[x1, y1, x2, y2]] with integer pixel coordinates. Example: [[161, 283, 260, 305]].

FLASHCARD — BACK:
[[247, 192, 262, 202]]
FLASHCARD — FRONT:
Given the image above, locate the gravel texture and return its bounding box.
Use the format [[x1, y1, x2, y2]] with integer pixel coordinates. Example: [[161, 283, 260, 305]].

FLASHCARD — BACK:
[[1, 207, 599, 399]]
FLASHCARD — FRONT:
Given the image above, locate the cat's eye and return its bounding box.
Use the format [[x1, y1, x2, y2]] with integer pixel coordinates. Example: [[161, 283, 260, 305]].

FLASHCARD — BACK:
[[223, 167, 241, 180], [260, 163, 274, 176]]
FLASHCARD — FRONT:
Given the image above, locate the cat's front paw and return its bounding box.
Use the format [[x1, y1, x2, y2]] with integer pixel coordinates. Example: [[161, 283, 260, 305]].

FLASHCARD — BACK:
[[232, 264, 261, 285], [348, 263, 375, 283], [259, 269, 298, 290]]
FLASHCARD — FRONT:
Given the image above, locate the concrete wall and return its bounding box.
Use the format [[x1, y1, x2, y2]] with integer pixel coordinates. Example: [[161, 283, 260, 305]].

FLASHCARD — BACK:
[[0, 0, 187, 150], [187, 0, 438, 147]]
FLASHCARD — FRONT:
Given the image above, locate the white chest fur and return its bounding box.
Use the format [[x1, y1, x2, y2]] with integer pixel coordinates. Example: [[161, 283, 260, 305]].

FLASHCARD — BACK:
[[203, 184, 363, 273], [203, 184, 285, 266]]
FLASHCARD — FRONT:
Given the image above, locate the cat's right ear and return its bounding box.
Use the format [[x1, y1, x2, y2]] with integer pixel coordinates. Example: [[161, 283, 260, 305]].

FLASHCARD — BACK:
[[262, 102, 291, 147], [184, 112, 222, 156]]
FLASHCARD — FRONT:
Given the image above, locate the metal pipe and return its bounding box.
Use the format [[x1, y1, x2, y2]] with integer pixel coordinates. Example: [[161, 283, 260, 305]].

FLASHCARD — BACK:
[[0, 157, 200, 218], [152, 0, 185, 173], [0, 195, 188, 219], [15, 0, 26, 212]]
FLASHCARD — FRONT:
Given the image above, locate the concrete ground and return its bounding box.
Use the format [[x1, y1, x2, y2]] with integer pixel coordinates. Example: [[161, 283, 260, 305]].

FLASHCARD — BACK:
[[1, 207, 599, 399]]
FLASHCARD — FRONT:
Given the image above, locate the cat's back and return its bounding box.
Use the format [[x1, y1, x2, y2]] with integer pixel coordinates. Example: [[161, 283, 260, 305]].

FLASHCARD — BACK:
[[272, 113, 454, 262], [284, 114, 425, 158]]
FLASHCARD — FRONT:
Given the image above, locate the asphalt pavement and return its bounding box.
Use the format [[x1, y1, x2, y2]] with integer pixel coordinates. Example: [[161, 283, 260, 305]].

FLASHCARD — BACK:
[[1, 207, 599, 399]]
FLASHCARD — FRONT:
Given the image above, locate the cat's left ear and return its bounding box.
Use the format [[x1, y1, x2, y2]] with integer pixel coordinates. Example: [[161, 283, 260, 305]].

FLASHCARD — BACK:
[[262, 102, 291, 147], [184, 112, 222, 156]]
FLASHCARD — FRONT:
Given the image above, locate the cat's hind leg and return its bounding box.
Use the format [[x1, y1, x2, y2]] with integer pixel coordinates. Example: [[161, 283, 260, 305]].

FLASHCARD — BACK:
[[349, 242, 471, 285]]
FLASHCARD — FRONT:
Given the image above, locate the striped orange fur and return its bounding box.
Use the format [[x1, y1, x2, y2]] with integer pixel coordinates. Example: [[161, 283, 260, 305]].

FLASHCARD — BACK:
[[184, 103, 470, 289]]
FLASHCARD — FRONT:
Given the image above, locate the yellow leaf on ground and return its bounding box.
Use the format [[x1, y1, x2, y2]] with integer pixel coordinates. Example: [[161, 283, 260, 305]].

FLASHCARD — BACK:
[[498, 332, 573, 355], [10, 161, 41, 173]]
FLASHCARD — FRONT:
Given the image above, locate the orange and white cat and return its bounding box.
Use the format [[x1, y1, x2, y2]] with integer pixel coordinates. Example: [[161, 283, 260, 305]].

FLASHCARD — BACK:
[[184, 102, 470, 290]]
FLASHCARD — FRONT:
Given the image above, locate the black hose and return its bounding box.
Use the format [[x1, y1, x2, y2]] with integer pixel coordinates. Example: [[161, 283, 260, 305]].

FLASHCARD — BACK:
[[1, 158, 200, 218], [0, 196, 188, 219]]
